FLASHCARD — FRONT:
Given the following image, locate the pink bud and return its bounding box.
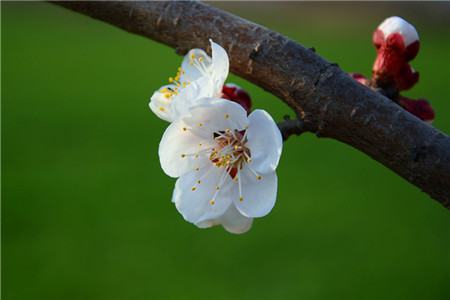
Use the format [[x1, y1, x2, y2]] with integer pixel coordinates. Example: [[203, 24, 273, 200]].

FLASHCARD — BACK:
[[372, 16, 420, 91], [395, 64, 419, 91], [398, 96, 435, 122], [222, 83, 252, 113], [349, 73, 370, 86], [378, 16, 419, 48]]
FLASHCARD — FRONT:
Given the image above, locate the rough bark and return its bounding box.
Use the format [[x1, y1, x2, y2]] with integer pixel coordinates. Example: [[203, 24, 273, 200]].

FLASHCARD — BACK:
[[53, 1, 450, 209]]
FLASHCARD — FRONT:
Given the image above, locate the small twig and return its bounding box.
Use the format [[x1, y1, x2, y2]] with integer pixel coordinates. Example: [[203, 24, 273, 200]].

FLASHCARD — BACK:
[[278, 116, 306, 141]]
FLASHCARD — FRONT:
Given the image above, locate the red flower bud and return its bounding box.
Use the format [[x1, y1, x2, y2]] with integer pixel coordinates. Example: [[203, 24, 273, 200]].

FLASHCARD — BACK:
[[398, 96, 435, 122], [395, 64, 419, 91], [349, 73, 370, 86], [221, 83, 252, 113], [372, 16, 420, 91]]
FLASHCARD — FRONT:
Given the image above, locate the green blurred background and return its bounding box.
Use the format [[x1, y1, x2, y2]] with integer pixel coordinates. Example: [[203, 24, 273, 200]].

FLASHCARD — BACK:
[[2, 2, 450, 300]]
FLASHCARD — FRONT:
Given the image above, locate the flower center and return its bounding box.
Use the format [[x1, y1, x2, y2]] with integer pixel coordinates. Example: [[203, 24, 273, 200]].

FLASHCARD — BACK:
[[189, 53, 212, 77], [160, 67, 190, 99], [210, 129, 251, 179]]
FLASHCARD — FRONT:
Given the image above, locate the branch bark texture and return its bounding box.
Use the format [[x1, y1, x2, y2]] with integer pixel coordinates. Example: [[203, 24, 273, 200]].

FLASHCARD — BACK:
[[54, 1, 450, 209]]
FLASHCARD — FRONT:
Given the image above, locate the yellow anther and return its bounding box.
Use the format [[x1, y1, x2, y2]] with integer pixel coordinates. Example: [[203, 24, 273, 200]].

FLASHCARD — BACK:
[[182, 82, 187, 87], [197, 180, 201, 184], [168, 77, 174, 83], [159, 107, 166, 112], [198, 123, 203, 127], [225, 114, 229, 119], [160, 88, 168, 93], [195, 167, 200, 171], [191, 187, 196, 191], [239, 196, 244, 202], [198, 57, 204, 62], [190, 53, 195, 59], [257, 175, 262, 180], [199, 143, 202, 147], [209, 199, 215, 205], [164, 93, 171, 99], [182, 127, 187, 131], [181, 154, 186, 158], [216, 186, 220, 190]]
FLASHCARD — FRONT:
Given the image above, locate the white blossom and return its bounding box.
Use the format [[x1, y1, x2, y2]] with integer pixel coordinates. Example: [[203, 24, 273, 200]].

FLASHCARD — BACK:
[[159, 98, 282, 234], [149, 40, 229, 122]]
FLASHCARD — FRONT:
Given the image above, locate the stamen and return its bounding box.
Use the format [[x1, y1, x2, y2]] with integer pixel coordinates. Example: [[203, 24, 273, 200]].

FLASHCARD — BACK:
[[237, 169, 243, 202], [247, 165, 262, 180]]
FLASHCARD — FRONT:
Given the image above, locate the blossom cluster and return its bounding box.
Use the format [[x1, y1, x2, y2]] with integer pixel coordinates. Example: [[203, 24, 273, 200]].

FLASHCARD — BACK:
[[149, 40, 282, 234], [350, 16, 435, 122]]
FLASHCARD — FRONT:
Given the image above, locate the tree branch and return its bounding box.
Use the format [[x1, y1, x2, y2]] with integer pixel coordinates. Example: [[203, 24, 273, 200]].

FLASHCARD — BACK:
[[53, 1, 450, 209], [278, 117, 306, 141]]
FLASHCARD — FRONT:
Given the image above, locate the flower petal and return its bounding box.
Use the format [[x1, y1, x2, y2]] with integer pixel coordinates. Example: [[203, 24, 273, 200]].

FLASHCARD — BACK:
[[173, 166, 233, 224], [235, 168, 277, 218], [180, 48, 212, 83], [210, 39, 229, 95], [246, 110, 283, 174], [219, 205, 253, 234], [196, 205, 253, 234], [149, 84, 178, 122], [158, 119, 213, 178], [183, 98, 249, 135], [170, 76, 215, 120]]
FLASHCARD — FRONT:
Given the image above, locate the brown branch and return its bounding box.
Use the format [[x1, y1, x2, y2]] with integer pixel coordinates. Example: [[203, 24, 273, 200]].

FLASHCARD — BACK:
[[53, 1, 450, 209], [278, 117, 306, 141]]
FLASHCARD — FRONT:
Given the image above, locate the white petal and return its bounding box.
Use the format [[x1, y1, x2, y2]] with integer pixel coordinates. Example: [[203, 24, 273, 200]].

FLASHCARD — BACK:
[[196, 204, 253, 234], [246, 110, 283, 174], [378, 16, 419, 46], [235, 168, 277, 218], [173, 166, 233, 224], [180, 48, 212, 83], [170, 76, 216, 120], [183, 98, 249, 135], [210, 39, 229, 95], [158, 119, 213, 178], [220, 205, 253, 234], [149, 85, 177, 122]]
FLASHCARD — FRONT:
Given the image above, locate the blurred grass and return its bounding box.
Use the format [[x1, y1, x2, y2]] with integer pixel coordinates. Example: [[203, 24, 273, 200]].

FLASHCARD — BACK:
[[2, 2, 450, 300]]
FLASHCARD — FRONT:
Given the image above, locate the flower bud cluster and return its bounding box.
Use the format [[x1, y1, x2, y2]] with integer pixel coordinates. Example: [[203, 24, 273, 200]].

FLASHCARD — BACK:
[[350, 16, 435, 122]]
